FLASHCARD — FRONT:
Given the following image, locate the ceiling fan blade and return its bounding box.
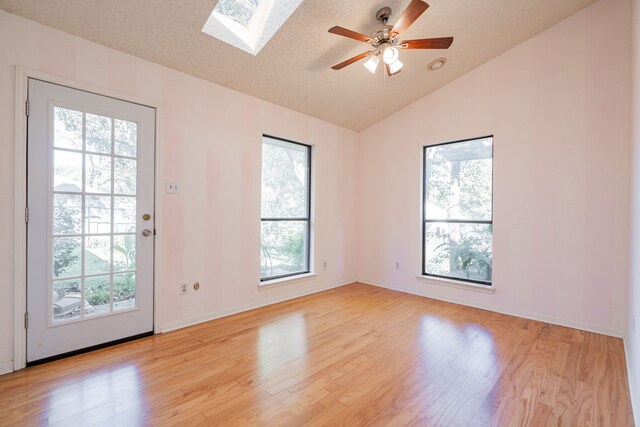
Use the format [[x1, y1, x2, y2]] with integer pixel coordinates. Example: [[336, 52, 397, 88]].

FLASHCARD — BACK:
[[400, 37, 453, 49], [328, 26, 373, 43], [385, 63, 402, 77], [331, 51, 372, 70], [392, 0, 429, 35]]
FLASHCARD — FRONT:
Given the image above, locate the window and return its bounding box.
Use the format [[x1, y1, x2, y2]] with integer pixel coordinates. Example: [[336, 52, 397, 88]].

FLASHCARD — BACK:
[[261, 135, 311, 281], [423, 136, 493, 285], [202, 0, 304, 55]]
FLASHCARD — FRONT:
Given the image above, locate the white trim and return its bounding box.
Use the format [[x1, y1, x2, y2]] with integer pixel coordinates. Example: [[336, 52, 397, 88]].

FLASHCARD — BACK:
[[259, 272, 317, 288], [162, 280, 351, 333], [624, 338, 640, 425], [0, 360, 14, 376], [12, 66, 163, 371], [416, 274, 495, 294], [19, 67, 161, 110], [153, 101, 164, 334], [13, 67, 28, 372], [360, 280, 626, 338]]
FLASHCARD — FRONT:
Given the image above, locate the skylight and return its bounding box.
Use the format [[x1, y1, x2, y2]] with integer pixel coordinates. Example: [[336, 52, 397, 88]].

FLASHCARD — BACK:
[[215, 0, 260, 27], [202, 0, 304, 56]]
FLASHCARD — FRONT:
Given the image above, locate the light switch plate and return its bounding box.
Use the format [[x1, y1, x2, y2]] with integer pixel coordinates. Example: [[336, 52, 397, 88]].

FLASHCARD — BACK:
[[166, 180, 181, 194]]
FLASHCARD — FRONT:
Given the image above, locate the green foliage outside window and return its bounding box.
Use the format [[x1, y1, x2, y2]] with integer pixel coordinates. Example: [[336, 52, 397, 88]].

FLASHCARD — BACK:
[[424, 138, 493, 283]]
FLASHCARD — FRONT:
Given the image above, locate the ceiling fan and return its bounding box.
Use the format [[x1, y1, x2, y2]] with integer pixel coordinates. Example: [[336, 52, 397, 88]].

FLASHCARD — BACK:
[[328, 0, 453, 76]]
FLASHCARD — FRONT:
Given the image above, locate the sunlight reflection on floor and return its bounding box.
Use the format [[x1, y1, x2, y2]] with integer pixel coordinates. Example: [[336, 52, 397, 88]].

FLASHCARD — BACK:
[[257, 313, 307, 376], [415, 315, 499, 421], [45, 365, 144, 425]]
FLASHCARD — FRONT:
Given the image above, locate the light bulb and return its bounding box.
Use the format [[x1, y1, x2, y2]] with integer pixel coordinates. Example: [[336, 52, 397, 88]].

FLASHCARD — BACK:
[[363, 55, 380, 74], [388, 59, 403, 75], [383, 46, 399, 65]]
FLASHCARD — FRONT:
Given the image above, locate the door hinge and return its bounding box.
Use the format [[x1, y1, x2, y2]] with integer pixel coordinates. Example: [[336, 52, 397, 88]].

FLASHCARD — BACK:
[[24, 312, 28, 329], [24, 206, 29, 223], [25, 99, 29, 117]]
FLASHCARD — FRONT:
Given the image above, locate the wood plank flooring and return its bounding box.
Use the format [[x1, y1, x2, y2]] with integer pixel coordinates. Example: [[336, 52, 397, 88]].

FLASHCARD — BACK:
[[0, 283, 634, 426]]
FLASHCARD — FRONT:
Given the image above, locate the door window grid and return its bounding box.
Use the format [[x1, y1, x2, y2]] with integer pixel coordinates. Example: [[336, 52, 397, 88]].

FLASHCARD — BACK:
[[50, 106, 139, 324]]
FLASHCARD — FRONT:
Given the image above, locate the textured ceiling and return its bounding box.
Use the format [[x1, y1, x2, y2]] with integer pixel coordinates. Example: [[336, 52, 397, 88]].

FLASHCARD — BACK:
[[0, 0, 597, 131]]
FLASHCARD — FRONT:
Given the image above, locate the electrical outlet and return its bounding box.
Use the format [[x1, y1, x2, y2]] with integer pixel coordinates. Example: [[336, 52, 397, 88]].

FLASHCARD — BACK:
[[323, 261, 327, 270], [166, 180, 181, 194], [395, 262, 400, 270], [193, 282, 200, 291], [179, 283, 188, 295]]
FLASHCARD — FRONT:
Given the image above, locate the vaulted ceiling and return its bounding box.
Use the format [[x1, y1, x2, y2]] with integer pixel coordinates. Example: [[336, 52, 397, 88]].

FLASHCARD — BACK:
[[0, 0, 597, 131]]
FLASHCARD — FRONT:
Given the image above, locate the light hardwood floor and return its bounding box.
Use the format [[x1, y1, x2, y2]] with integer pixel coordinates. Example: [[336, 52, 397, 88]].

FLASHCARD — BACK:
[[0, 283, 634, 426]]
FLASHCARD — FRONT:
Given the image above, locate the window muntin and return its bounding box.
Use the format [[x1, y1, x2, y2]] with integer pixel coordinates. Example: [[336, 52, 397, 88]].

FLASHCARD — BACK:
[[261, 135, 311, 281], [423, 136, 493, 285], [51, 107, 139, 323]]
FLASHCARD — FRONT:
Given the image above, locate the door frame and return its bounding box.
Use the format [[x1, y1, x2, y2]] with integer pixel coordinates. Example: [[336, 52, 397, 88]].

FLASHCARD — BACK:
[[13, 66, 164, 371]]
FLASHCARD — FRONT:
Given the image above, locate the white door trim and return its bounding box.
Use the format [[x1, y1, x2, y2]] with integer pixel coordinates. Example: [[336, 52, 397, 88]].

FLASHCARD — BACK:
[[13, 66, 164, 371]]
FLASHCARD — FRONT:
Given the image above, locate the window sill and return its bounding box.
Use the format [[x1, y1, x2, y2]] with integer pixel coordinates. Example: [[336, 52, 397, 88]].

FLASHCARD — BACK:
[[416, 275, 495, 294], [259, 272, 317, 289]]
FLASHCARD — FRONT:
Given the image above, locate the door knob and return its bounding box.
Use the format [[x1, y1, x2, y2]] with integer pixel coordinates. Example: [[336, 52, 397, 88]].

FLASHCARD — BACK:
[[142, 229, 152, 237]]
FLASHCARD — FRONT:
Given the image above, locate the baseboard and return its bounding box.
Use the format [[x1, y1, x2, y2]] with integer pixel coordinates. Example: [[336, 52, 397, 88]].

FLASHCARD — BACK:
[[0, 360, 13, 375], [161, 280, 353, 333], [360, 280, 626, 338], [624, 338, 640, 425]]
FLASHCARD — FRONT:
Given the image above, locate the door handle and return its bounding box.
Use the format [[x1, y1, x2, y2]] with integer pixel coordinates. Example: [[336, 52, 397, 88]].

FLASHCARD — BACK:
[[142, 229, 152, 237]]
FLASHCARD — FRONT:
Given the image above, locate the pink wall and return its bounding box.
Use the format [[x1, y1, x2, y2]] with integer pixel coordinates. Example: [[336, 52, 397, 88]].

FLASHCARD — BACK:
[[628, 0, 640, 421], [0, 11, 358, 370], [356, 0, 631, 336], [0, 0, 633, 375]]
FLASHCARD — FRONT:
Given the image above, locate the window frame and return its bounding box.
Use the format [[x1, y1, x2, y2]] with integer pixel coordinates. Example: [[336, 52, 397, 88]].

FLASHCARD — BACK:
[[422, 135, 494, 286], [260, 134, 312, 282]]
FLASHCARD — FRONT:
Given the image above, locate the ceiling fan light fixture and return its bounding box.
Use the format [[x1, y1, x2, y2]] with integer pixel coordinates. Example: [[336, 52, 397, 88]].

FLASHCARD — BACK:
[[389, 59, 403, 75], [363, 54, 380, 74], [382, 46, 399, 65], [328, 0, 453, 77]]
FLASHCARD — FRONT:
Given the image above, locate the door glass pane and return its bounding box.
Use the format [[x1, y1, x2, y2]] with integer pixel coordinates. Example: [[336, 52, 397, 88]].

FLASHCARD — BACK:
[[85, 154, 112, 193], [114, 197, 136, 232], [53, 194, 82, 235], [50, 106, 140, 324], [52, 237, 81, 279], [52, 279, 82, 322], [114, 158, 136, 195], [84, 275, 110, 317], [86, 113, 112, 154], [54, 150, 83, 192], [113, 272, 136, 311], [85, 236, 111, 275], [85, 196, 111, 234], [114, 119, 137, 157], [113, 234, 136, 271], [54, 107, 83, 150]]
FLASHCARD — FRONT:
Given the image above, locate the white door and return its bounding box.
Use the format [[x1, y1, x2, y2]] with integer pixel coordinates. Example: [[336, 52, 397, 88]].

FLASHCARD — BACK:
[[27, 79, 155, 363]]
